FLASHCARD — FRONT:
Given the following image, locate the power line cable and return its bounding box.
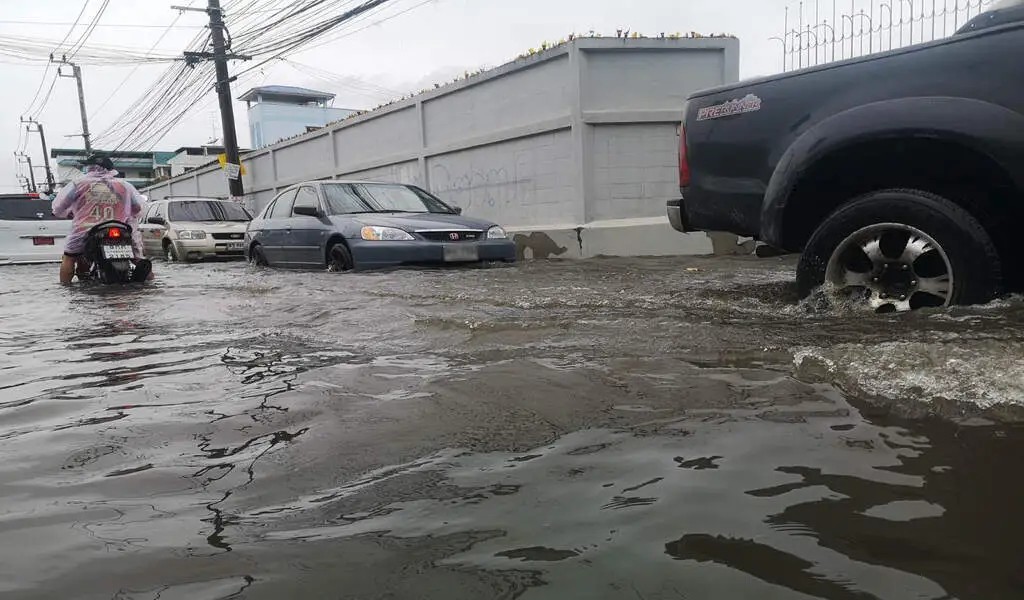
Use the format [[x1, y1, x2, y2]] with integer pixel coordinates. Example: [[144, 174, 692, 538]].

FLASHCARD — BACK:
[[65, 0, 112, 60], [30, 72, 60, 120], [296, 0, 440, 55], [232, 0, 400, 79], [0, 20, 206, 29], [89, 0, 196, 121]]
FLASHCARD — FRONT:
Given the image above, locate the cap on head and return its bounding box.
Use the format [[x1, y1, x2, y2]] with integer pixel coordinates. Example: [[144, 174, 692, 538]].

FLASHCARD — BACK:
[[82, 153, 114, 170]]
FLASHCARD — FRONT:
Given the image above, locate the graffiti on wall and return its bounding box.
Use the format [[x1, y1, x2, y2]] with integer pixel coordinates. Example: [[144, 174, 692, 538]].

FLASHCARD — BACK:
[[430, 162, 526, 214]]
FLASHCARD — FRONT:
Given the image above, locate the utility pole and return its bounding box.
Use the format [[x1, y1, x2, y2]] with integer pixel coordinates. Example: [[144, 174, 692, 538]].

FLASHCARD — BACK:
[[20, 118, 56, 194], [15, 153, 37, 193], [175, 1, 251, 200], [53, 56, 92, 153]]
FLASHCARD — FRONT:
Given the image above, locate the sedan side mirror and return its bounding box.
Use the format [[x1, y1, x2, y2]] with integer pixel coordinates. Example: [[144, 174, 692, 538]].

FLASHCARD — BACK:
[[452, 206, 463, 215], [293, 205, 320, 218], [149, 216, 167, 226]]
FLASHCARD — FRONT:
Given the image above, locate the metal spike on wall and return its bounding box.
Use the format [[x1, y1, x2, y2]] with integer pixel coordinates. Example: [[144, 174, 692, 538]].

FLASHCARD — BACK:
[[772, 0, 998, 73]]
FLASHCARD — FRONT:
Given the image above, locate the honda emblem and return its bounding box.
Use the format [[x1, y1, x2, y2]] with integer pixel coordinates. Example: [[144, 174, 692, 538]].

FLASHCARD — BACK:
[[449, 232, 459, 240]]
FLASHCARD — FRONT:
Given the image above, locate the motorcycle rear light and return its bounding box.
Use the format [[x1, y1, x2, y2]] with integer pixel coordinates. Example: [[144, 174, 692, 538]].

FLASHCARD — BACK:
[[108, 229, 122, 239]]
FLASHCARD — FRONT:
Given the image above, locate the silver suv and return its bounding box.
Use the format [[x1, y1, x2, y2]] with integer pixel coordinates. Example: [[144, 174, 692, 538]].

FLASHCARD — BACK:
[[138, 197, 252, 262]]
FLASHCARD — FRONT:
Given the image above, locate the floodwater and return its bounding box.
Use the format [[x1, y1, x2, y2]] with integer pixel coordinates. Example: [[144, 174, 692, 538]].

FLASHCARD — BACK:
[[1, 255, 1024, 600]]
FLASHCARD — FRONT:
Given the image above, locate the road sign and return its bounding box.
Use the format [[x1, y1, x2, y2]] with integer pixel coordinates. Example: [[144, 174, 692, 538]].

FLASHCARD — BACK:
[[217, 153, 247, 176]]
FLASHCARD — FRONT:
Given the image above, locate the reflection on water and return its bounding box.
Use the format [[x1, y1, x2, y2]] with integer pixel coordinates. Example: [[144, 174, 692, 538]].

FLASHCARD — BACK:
[[0, 257, 1023, 599], [254, 400, 1024, 599]]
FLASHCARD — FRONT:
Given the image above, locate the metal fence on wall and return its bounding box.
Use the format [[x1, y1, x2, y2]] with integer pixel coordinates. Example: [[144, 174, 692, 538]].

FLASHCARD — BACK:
[[771, 0, 999, 72]]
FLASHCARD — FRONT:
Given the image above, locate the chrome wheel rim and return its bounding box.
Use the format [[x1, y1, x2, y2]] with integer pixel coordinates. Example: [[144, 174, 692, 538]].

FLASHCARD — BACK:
[[824, 223, 954, 313]]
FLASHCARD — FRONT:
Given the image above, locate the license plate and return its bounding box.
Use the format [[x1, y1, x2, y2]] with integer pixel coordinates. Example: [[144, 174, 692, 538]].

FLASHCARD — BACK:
[[32, 237, 54, 246], [102, 245, 134, 260], [443, 243, 479, 262], [227, 242, 245, 250]]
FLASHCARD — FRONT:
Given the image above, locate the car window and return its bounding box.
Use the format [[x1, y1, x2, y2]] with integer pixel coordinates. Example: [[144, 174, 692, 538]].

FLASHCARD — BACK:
[[351, 183, 454, 214], [157, 202, 169, 219], [323, 184, 372, 215], [217, 201, 251, 222], [168, 201, 221, 222], [261, 199, 276, 219], [0, 198, 62, 221], [292, 187, 320, 216], [270, 190, 297, 219], [143, 204, 160, 223]]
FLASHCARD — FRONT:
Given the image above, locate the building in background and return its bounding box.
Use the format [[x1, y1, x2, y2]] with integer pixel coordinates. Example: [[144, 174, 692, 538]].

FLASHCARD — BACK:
[[166, 145, 252, 177], [240, 85, 361, 149], [168, 145, 225, 177], [51, 149, 175, 189]]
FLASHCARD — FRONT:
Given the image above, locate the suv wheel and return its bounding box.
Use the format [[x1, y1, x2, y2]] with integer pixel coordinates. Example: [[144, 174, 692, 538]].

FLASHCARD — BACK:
[[164, 241, 179, 262], [796, 188, 1002, 312]]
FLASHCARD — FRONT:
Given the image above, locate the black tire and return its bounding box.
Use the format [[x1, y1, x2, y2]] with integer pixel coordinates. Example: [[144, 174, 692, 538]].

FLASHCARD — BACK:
[[249, 243, 269, 267], [796, 188, 1002, 307], [164, 241, 179, 262], [327, 242, 354, 272], [131, 259, 152, 282]]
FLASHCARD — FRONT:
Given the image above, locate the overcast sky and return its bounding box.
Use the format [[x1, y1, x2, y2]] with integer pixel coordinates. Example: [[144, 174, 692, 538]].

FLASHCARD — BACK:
[[1, 0, 802, 192]]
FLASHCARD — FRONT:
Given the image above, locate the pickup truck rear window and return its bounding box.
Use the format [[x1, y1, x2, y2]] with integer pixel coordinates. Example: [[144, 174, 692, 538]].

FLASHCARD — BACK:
[[0, 199, 62, 221]]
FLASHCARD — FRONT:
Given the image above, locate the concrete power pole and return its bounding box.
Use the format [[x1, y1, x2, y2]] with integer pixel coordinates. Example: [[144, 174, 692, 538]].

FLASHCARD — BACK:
[[53, 57, 92, 153], [21, 118, 56, 194], [176, 1, 250, 200], [15, 153, 37, 193]]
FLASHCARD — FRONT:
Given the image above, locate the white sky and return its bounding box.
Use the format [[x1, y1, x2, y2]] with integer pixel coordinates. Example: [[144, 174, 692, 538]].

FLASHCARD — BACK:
[[0, 0, 802, 192]]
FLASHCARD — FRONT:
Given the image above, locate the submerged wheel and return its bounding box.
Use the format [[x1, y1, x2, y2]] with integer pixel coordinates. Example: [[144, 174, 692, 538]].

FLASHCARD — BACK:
[[164, 241, 179, 262], [326, 243, 354, 272], [249, 243, 269, 267], [796, 189, 1002, 312]]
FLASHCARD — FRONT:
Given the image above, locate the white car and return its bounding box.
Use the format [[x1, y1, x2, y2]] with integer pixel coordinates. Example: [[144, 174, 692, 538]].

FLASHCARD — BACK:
[[0, 193, 71, 265]]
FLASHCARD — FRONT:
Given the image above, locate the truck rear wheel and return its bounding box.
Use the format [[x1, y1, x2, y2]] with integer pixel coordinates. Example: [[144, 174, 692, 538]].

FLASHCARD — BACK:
[[796, 189, 1001, 312]]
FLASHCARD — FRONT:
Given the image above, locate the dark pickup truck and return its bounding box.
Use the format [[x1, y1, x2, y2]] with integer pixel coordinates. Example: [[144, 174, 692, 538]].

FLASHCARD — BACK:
[[668, 0, 1024, 312]]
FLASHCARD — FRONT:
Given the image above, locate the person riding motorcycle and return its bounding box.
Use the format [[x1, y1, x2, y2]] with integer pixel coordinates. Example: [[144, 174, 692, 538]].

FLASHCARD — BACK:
[[51, 153, 153, 285]]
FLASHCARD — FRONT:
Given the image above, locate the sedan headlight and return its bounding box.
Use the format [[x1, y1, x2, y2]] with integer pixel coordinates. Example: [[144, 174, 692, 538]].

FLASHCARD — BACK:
[[361, 226, 414, 241], [176, 230, 206, 240], [486, 225, 508, 239]]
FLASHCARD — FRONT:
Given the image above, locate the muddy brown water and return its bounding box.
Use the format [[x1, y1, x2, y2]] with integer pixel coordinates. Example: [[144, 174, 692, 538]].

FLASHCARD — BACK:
[[1, 255, 1023, 600]]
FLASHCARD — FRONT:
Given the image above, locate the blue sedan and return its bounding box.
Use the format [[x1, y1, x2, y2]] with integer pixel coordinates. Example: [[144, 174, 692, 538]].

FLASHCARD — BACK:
[[244, 180, 517, 271]]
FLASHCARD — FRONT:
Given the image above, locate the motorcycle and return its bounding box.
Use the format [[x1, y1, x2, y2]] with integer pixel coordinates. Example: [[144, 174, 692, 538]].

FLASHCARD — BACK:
[[81, 220, 152, 284]]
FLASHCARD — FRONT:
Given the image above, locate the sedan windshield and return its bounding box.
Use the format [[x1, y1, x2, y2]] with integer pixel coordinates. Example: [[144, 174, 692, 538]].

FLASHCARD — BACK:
[[341, 183, 455, 214], [168, 200, 250, 222], [323, 184, 373, 215]]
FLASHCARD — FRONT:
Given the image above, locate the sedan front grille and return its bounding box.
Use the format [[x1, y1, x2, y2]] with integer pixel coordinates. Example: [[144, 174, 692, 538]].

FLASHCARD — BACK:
[[211, 232, 245, 240], [417, 230, 483, 242]]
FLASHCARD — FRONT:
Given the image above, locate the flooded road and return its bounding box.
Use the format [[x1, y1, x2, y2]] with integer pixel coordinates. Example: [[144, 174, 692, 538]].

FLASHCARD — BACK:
[[2, 255, 1024, 600]]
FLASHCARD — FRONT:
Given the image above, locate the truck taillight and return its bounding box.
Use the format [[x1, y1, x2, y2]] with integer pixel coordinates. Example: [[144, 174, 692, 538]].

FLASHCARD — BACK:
[[678, 125, 691, 187]]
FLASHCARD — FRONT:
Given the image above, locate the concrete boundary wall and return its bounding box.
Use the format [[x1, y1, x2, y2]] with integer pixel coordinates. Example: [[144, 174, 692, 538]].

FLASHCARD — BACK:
[[145, 37, 746, 259]]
